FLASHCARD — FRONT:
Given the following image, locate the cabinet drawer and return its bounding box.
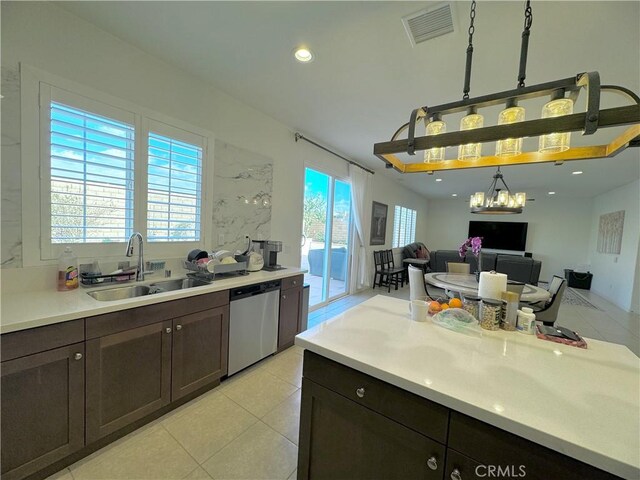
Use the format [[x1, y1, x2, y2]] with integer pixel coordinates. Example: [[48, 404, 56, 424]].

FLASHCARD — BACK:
[[281, 275, 303, 291], [1, 319, 84, 362], [448, 412, 619, 480], [444, 449, 483, 480], [303, 350, 449, 443], [86, 290, 228, 339]]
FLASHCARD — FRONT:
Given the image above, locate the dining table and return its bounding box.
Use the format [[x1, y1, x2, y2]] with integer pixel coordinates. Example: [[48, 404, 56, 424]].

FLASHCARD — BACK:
[[424, 272, 551, 303]]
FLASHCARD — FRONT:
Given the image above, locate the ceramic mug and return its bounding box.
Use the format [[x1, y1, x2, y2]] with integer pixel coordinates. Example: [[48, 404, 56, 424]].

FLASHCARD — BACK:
[[409, 300, 429, 322]]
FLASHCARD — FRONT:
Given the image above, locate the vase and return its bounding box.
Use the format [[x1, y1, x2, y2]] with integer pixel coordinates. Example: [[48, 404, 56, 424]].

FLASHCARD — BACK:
[[474, 251, 482, 282]]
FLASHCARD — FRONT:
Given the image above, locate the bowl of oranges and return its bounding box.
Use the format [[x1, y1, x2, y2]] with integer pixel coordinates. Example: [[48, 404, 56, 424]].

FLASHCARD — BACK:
[[428, 297, 463, 316]]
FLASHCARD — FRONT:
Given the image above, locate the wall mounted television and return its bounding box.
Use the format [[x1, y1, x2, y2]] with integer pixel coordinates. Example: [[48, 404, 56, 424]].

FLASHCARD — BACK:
[[468, 221, 528, 251]]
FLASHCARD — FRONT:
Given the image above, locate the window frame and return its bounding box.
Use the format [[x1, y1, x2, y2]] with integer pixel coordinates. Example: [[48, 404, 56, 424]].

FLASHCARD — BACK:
[[21, 64, 214, 266]]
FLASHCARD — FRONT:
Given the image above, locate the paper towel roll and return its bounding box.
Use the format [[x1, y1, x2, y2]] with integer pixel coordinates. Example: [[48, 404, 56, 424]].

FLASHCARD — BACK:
[[478, 271, 508, 300]]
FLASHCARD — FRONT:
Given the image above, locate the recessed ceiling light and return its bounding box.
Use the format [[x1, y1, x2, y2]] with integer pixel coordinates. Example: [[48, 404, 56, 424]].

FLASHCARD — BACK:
[[548, 191, 556, 195], [452, 194, 458, 197], [293, 47, 314, 63], [572, 171, 583, 175], [435, 178, 442, 182]]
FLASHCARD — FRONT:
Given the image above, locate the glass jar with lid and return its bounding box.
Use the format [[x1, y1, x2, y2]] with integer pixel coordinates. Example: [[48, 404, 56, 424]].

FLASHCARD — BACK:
[[462, 295, 481, 320], [480, 298, 502, 330]]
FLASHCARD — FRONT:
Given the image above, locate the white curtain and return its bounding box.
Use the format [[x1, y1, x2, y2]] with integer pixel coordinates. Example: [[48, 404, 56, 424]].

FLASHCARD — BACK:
[[349, 165, 373, 292]]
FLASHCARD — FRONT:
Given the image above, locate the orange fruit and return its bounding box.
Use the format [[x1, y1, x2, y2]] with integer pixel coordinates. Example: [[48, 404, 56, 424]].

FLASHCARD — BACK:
[[440, 303, 450, 310], [428, 301, 442, 314], [449, 298, 463, 309]]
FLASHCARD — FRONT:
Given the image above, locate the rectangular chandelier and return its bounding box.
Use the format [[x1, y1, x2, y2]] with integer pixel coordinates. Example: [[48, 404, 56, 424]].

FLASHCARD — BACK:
[[373, 72, 640, 174]]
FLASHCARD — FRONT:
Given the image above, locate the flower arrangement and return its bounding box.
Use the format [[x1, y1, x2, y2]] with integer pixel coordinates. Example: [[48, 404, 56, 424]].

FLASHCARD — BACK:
[[459, 236, 482, 258]]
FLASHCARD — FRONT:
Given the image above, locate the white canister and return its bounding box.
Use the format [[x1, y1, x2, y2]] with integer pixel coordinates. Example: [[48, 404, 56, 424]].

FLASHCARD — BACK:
[[516, 307, 536, 334]]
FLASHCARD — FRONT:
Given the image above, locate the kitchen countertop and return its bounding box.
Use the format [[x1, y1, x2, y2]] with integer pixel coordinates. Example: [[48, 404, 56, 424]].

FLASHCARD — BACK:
[[1, 268, 306, 334], [295, 295, 640, 479]]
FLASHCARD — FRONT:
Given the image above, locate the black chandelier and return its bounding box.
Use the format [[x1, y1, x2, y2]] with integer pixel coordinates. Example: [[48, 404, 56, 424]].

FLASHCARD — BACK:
[[469, 168, 525, 214]]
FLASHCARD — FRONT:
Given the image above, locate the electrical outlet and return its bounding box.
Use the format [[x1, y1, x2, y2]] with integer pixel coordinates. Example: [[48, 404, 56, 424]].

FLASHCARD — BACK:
[[118, 261, 130, 270], [218, 233, 224, 245]]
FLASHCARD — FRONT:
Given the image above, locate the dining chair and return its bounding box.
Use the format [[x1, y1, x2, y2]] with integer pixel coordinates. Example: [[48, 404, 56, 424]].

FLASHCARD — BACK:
[[529, 277, 567, 326], [372, 250, 385, 288], [446, 262, 471, 274], [382, 249, 404, 292]]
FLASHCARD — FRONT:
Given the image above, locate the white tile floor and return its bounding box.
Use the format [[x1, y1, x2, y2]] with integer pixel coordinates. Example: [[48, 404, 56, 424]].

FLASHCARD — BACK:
[[47, 285, 638, 480]]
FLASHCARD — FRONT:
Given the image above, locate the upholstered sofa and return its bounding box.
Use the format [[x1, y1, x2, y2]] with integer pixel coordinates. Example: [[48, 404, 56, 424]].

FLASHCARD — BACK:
[[402, 242, 429, 260], [428, 250, 541, 285]]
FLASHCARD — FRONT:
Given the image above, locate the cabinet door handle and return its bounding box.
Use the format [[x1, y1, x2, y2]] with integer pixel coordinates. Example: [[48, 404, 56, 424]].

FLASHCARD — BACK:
[[175, 324, 182, 331], [165, 327, 172, 334], [73, 352, 83, 361], [450, 468, 462, 480], [426, 457, 438, 471], [292, 280, 298, 286], [282, 295, 287, 300], [356, 387, 365, 398]]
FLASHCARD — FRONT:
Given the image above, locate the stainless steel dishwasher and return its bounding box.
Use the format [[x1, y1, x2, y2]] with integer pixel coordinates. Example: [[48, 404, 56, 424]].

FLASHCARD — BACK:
[[228, 280, 280, 376]]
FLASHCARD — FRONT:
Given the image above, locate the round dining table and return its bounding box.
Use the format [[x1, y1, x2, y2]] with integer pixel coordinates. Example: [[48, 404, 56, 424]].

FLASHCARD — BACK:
[[424, 272, 551, 303]]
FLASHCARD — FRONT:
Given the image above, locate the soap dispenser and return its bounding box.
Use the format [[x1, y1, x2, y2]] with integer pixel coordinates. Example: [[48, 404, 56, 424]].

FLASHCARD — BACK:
[[57, 246, 79, 291]]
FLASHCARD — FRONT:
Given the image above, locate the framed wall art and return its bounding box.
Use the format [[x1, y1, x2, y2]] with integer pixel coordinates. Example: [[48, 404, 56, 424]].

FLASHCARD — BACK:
[[369, 201, 388, 245]]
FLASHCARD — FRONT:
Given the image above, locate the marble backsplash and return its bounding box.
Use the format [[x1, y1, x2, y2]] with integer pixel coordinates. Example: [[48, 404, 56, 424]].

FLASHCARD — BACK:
[[1, 65, 23, 269], [211, 140, 272, 252]]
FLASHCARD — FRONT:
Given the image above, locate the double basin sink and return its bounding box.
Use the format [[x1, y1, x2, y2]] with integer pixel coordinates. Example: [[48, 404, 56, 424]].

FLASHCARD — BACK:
[[88, 277, 211, 301]]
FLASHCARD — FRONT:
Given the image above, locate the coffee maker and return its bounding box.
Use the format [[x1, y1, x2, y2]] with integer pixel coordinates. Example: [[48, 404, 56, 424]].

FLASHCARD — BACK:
[[253, 240, 284, 271]]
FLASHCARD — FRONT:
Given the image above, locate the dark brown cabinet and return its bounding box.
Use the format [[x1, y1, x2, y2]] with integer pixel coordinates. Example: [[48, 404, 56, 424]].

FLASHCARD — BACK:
[[171, 305, 229, 401], [1, 342, 85, 480], [86, 320, 172, 443], [278, 274, 303, 351], [298, 379, 445, 480]]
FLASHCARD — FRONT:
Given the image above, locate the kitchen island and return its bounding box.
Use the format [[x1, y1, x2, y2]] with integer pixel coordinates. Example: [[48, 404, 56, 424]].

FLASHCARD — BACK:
[[295, 295, 639, 479]]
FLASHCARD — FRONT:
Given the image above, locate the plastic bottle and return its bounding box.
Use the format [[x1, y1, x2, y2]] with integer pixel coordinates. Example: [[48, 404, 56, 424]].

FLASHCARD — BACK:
[[516, 307, 536, 334], [57, 247, 79, 291]]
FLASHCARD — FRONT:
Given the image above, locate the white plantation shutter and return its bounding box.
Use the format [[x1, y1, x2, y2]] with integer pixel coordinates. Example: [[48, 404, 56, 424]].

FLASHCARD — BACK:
[[392, 205, 417, 248], [49, 101, 135, 243], [147, 124, 203, 242]]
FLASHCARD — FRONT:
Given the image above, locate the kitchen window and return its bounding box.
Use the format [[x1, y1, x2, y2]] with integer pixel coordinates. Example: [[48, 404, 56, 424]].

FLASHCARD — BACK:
[[21, 67, 212, 264], [392, 205, 416, 248]]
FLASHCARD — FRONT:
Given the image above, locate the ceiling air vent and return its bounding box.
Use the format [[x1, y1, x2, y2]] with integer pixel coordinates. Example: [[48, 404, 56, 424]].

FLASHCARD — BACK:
[[402, 3, 455, 47]]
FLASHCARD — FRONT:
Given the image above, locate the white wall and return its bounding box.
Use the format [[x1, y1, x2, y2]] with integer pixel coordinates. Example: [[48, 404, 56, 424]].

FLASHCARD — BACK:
[[424, 195, 594, 283], [1, 2, 428, 290], [588, 180, 640, 311]]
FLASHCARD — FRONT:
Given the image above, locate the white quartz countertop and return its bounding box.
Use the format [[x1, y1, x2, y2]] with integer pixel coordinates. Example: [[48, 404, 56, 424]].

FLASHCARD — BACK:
[[295, 295, 640, 479], [1, 268, 305, 334]]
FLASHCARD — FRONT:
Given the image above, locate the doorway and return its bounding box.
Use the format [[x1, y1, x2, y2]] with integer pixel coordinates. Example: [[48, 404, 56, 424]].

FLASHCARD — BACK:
[[301, 168, 352, 309]]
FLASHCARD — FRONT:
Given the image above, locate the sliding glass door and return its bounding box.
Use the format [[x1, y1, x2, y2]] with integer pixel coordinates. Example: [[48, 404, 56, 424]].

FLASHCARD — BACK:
[[301, 168, 352, 309]]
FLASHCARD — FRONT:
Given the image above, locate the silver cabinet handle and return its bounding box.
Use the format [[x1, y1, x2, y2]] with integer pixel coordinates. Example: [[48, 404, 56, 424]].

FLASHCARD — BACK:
[[292, 280, 298, 286], [282, 295, 287, 300], [175, 324, 182, 331], [427, 457, 438, 471], [165, 327, 172, 334], [356, 387, 365, 398], [74, 353, 83, 361], [451, 468, 462, 480]]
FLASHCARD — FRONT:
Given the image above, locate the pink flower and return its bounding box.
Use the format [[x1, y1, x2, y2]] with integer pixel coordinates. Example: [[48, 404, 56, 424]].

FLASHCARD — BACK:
[[459, 237, 482, 258]]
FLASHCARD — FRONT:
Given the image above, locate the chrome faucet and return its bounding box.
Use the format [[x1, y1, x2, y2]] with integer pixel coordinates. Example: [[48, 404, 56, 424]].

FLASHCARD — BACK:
[[125, 232, 145, 281]]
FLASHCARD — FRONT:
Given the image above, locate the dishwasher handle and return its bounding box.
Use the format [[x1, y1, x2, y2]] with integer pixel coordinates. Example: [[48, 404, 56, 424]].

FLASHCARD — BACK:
[[230, 280, 281, 301]]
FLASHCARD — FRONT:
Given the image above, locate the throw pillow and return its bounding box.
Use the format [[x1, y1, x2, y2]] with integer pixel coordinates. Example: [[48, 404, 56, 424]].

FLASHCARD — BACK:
[[416, 247, 427, 259]]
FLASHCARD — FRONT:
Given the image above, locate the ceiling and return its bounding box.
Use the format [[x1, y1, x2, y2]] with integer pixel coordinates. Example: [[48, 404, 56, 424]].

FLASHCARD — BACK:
[[58, 1, 640, 200]]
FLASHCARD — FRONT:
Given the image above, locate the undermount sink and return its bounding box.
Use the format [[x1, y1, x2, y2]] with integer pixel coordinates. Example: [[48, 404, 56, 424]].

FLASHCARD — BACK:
[[88, 285, 151, 301], [87, 277, 212, 301]]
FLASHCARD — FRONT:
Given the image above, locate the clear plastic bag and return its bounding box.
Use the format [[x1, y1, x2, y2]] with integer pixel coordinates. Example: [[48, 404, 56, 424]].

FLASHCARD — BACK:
[[431, 308, 483, 337]]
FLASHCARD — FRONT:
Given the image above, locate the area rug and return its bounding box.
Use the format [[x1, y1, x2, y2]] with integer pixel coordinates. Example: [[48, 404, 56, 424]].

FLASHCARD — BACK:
[[539, 282, 601, 310]]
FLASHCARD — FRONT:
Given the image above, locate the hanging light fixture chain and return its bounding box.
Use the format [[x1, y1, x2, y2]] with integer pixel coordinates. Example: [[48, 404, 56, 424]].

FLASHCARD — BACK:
[[517, 0, 533, 88], [462, 0, 477, 100]]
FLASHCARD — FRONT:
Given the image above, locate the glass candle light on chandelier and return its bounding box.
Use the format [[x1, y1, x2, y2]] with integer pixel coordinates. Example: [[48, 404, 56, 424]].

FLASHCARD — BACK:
[[539, 96, 574, 153], [424, 118, 447, 163], [458, 111, 484, 160], [495, 102, 526, 157]]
